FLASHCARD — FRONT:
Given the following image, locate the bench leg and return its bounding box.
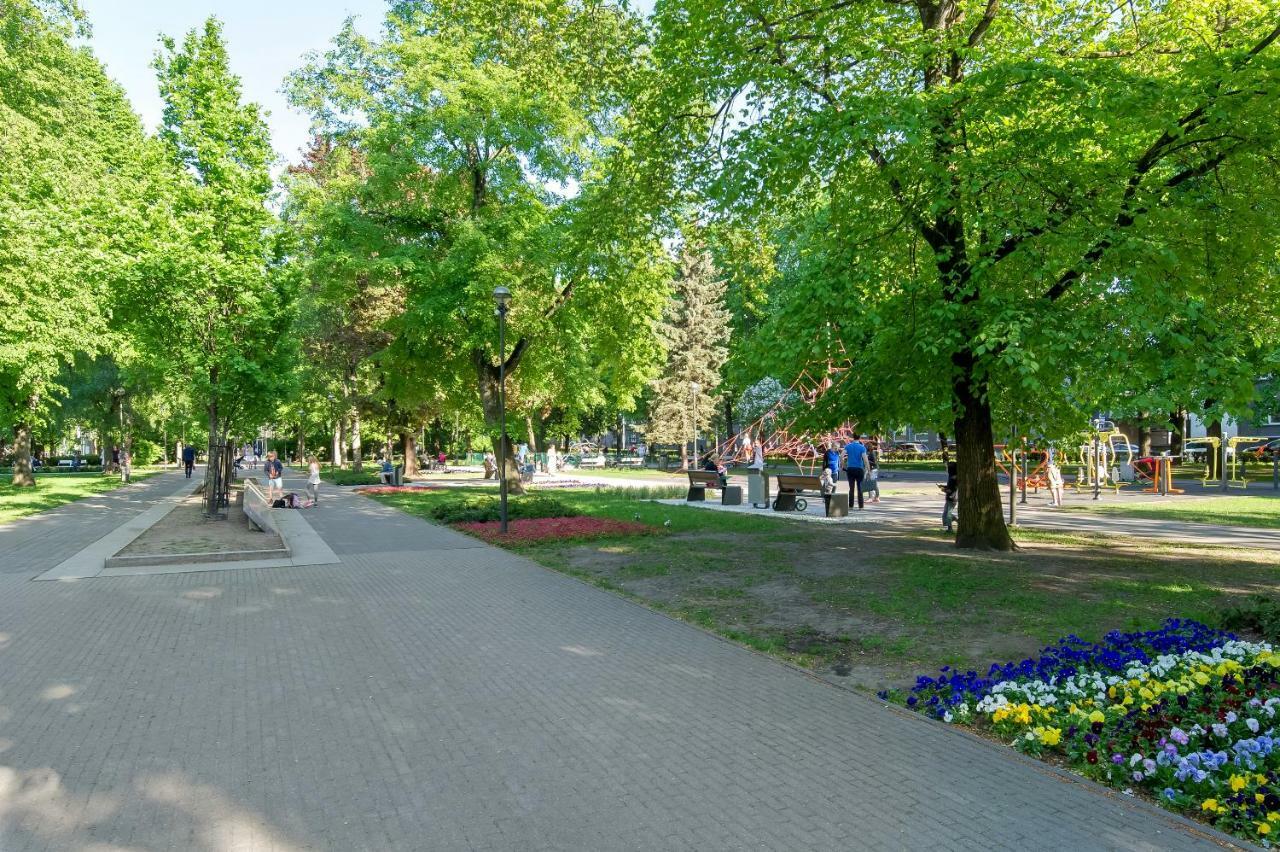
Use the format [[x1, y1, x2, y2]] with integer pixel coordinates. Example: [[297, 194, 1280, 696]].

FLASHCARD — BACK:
[[686, 486, 706, 502]]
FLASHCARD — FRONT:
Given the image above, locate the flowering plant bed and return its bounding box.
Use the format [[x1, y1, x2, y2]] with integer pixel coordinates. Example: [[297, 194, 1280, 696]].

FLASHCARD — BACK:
[[354, 485, 439, 495], [454, 516, 654, 543], [888, 620, 1280, 844]]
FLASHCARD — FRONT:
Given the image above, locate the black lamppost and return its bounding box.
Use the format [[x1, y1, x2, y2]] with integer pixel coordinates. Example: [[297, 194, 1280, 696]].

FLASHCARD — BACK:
[[494, 286, 512, 533]]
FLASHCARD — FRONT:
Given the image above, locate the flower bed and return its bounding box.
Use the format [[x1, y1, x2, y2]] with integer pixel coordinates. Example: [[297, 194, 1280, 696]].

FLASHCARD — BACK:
[[454, 516, 654, 543], [889, 620, 1280, 844], [354, 485, 439, 495]]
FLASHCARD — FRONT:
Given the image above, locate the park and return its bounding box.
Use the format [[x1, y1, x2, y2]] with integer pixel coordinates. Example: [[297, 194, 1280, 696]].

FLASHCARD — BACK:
[[3, 0, 1280, 849]]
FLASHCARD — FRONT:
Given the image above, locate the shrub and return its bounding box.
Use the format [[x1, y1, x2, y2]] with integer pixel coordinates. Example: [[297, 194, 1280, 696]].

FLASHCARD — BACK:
[[324, 469, 383, 486], [1218, 595, 1280, 641], [429, 494, 575, 524]]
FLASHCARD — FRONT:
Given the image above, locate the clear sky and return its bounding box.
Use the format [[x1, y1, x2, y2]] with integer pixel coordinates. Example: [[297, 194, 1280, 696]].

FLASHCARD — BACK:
[[78, 0, 656, 169]]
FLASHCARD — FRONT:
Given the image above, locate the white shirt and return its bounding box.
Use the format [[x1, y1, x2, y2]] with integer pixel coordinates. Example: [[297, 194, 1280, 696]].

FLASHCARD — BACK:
[[307, 462, 321, 485]]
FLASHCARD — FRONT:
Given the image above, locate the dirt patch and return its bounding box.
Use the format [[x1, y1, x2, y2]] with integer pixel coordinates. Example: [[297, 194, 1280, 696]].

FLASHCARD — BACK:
[[538, 523, 1280, 692], [119, 488, 283, 557]]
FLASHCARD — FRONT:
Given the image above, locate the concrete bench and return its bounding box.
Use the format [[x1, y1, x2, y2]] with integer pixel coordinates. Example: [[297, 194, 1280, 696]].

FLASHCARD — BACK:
[[242, 480, 279, 534]]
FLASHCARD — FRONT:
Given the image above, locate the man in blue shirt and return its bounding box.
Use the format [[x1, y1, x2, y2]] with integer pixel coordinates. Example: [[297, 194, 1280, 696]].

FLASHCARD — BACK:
[[843, 436, 868, 509]]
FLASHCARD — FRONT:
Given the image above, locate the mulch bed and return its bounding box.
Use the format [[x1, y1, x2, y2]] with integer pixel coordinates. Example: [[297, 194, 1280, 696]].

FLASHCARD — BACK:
[[454, 516, 654, 543]]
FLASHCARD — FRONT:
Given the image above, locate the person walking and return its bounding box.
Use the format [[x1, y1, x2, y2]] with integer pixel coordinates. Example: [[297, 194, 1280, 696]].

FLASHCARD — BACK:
[[941, 461, 959, 532], [181, 444, 196, 478], [264, 451, 284, 505], [865, 451, 881, 504], [305, 454, 321, 505], [843, 434, 868, 509]]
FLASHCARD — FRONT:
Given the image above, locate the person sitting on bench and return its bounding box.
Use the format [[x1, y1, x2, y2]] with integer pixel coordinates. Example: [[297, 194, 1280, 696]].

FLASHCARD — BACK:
[[701, 454, 727, 488]]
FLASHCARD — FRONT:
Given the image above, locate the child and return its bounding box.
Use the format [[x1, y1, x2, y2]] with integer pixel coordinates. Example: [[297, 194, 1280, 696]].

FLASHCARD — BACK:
[[819, 466, 836, 512], [1047, 461, 1064, 507], [306, 455, 321, 505]]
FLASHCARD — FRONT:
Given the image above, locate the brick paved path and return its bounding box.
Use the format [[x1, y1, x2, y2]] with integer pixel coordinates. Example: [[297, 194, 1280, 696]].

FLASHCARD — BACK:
[[0, 471, 1239, 850]]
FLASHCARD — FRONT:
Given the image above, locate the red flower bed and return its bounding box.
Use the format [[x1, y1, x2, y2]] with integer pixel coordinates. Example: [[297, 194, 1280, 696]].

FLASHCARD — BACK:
[[455, 516, 654, 543], [354, 485, 437, 494]]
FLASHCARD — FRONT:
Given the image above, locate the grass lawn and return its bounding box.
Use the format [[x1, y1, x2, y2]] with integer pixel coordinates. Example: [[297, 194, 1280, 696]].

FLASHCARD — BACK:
[[1063, 494, 1280, 529], [0, 470, 161, 524], [369, 484, 1280, 692]]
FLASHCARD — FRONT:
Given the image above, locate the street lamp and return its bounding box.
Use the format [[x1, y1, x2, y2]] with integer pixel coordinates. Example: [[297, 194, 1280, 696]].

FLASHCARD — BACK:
[[494, 286, 512, 533]]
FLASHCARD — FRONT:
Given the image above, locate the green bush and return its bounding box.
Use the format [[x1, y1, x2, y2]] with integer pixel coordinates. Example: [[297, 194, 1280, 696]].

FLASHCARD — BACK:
[[429, 494, 576, 524], [1218, 596, 1280, 641], [131, 439, 164, 465], [324, 468, 383, 486]]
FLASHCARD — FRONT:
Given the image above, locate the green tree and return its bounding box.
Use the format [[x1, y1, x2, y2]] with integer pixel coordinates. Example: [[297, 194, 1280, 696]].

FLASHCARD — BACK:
[[646, 239, 731, 468], [140, 17, 295, 513], [288, 0, 669, 494], [0, 1, 152, 485], [640, 0, 1280, 548]]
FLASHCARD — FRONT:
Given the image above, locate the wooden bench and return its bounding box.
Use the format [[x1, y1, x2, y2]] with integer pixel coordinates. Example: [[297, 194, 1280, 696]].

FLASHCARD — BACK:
[[686, 469, 723, 501], [773, 474, 822, 512]]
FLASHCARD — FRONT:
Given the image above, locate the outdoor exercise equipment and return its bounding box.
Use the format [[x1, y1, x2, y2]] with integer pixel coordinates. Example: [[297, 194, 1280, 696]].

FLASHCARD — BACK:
[[1073, 424, 1130, 495], [1185, 437, 1224, 486], [1224, 436, 1272, 489]]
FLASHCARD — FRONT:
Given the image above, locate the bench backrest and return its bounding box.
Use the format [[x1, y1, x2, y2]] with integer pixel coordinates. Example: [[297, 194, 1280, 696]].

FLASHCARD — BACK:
[[774, 474, 821, 491], [687, 470, 722, 486], [242, 479, 279, 533]]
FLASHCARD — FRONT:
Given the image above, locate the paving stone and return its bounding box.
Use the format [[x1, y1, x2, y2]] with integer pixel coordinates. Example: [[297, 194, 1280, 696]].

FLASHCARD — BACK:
[[0, 470, 1243, 850]]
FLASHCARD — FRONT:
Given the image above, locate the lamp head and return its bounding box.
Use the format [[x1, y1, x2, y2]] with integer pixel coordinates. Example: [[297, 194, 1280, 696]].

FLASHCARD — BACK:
[[493, 286, 512, 312]]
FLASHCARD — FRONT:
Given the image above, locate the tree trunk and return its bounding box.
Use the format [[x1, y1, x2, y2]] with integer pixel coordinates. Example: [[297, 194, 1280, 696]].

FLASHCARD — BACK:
[[1138, 421, 1152, 456], [952, 372, 1015, 551], [351, 412, 363, 472], [938, 432, 949, 464], [296, 424, 306, 466], [331, 423, 341, 467], [1169, 409, 1185, 457], [202, 373, 222, 518], [474, 349, 527, 496], [525, 415, 538, 455], [11, 422, 35, 487], [402, 430, 419, 477], [724, 398, 735, 443]]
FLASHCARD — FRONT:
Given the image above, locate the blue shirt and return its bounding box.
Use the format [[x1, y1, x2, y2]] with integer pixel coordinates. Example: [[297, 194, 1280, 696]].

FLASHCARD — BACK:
[[823, 449, 840, 471], [844, 441, 867, 470]]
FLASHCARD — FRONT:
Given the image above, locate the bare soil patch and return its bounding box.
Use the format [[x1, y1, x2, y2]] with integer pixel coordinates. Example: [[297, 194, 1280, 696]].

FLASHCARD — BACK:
[[118, 488, 283, 558]]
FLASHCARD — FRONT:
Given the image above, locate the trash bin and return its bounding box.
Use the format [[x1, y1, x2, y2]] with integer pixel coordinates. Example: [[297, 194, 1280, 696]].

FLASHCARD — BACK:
[[722, 485, 743, 506], [747, 470, 769, 508]]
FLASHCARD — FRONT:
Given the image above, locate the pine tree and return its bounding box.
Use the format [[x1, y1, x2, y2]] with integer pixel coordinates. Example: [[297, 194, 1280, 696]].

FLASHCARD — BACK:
[[646, 241, 730, 468]]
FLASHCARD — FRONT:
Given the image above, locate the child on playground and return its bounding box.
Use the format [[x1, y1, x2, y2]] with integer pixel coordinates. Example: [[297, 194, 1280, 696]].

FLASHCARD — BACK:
[[1047, 460, 1065, 507], [940, 461, 959, 532], [305, 455, 321, 506], [865, 450, 881, 504]]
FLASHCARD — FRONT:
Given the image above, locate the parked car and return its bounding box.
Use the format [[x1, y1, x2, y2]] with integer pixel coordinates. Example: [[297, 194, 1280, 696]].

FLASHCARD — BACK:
[[891, 442, 930, 455]]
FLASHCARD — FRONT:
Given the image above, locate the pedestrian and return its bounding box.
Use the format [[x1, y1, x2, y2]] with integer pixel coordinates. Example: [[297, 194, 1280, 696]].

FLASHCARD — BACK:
[[819, 466, 836, 513], [253, 441, 262, 470], [264, 450, 284, 504], [941, 461, 959, 532], [1047, 459, 1065, 507], [545, 442, 558, 474], [823, 442, 840, 484], [866, 451, 881, 504], [843, 434, 868, 509], [305, 454, 321, 505], [181, 444, 196, 478]]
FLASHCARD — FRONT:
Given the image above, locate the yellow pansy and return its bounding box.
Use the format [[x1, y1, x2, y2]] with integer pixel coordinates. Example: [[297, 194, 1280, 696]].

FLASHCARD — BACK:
[[1036, 727, 1062, 746], [1231, 775, 1248, 793], [1258, 824, 1271, 836], [1088, 710, 1106, 724], [1202, 799, 1221, 813]]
